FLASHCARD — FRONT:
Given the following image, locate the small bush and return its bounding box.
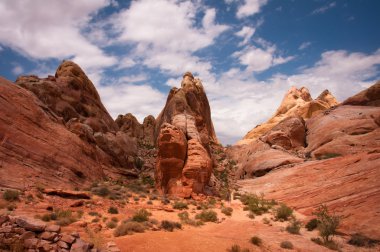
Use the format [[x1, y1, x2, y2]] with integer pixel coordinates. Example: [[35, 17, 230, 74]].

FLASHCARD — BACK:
[[111, 217, 119, 222], [88, 211, 100, 217], [240, 193, 274, 216], [106, 221, 117, 229], [286, 217, 302, 234], [221, 207, 233, 216], [108, 207, 118, 214], [92, 218, 100, 223], [161, 220, 182, 232], [227, 244, 250, 252], [250, 236, 262, 246], [348, 233, 377, 248], [313, 205, 342, 243], [305, 218, 319, 231], [132, 209, 151, 222], [311, 237, 340, 251], [262, 217, 270, 224], [280, 241, 293, 249], [54, 209, 77, 226], [173, 201, 188, 210], [92, 186, 110, 197], [114, 221, 145, 236], [178, 211, 203, 227], [2, 190, 20, 201], [161, 197, 170, 205], [275, 204, 293, 221], [41, 214, 51, 222], [195, 210, 218, 222]]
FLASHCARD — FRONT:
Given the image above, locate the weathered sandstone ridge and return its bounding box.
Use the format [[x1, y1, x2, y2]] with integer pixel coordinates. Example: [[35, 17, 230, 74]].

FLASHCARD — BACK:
[[233, 81, 380, 239], [0, 61, 150, 189], [155, 72, 218, 198], [240, 86, 338, 144]]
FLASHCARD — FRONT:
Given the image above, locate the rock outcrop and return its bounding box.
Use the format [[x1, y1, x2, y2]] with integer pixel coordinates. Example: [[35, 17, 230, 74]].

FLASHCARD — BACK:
[[16, 61, 117, 133], [237, 151, 380, 240], [0, 215, 103, 251], [240, 87, 338, 144], [116, 113, 156, 147], [0, 77, 108, 189], [235, 81, 380, 240], [155, 72, 217, 197], [0, 61, 146, 189], [342, 81, 380, 106]]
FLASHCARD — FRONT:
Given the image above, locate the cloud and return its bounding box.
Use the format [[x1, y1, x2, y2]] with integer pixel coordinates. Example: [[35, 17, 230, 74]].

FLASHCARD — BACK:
[[234, 45, 294, 72], [0, 0, 116, 73], [112, 0, 228, 76], [235, 26, 256, 46], [299, 41, 312, 50], [312, 1, 336, 15], [237, 0, 268, 19]]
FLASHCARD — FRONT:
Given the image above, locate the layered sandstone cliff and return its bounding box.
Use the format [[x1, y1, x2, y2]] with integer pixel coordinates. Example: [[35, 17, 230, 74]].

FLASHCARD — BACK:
[[155, 72, 218, 198]]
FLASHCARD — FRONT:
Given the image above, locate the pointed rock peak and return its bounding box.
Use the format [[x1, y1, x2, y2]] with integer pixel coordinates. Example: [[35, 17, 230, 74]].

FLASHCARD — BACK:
[[317, 89, 339, 106], [55, 60, 85, 78], [181, 71, 195, 88], [286, 86, 312, 102]]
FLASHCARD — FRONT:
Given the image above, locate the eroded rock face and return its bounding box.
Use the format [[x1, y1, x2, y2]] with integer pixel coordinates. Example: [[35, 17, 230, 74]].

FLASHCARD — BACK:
[[237, 151, 380, 240], [0, 77, 107, 189], [16, 61, 117, 133], [305, 105, 380, 159], [116, 113, 156, 146], [155, 123, 187, 195], [343, 81, 380, 107], [261, 116, 306, 150], [155, 73, 217, 197], [240, 87, 338, 144]]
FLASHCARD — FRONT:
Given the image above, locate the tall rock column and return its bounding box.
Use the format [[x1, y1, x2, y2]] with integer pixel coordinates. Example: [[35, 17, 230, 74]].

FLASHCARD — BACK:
[[155, 72, 218, 198]]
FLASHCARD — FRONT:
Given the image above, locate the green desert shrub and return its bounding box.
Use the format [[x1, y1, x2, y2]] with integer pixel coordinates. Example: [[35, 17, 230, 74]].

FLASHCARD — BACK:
[[286, 217, 302, 234], [160, 220, 182, 232], [195, 210, 218, 222], [2, 189, 20, 201], [106, 221, 117, 229], [240, 193, 274, 216], [221, 207, 233, 216], [280, 241, 294, 249], [92, 186, 110, 197], [305, 218, 319, 231], [132, 209, 151, 222], [113, 221, 145, 236], [348, 233, 377, 247], [313, 205, 342, 243], [275, 204, 293, 221], [108, 207, 118, 214], [250, 236, 262, 246], [173, 201, 188, 210], [227, 244, 250, 252]]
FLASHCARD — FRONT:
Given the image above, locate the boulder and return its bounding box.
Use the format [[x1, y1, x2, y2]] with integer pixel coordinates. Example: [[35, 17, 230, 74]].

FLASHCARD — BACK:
[[15, 217, 46, 232]]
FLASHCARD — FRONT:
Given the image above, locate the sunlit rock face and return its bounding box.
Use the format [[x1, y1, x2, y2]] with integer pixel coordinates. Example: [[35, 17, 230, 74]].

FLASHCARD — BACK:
[[155, 72, 217, 198]]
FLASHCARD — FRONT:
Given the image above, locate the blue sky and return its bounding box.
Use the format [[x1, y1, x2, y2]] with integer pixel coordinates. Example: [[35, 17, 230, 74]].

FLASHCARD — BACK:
[[0, 0, 379, 144]]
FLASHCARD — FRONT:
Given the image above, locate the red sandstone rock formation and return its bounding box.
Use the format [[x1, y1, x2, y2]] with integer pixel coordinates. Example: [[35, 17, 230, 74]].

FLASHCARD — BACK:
[[0, 77, 108, 189], [234, 81, 380, 240], [16, 61, 117, 133], [342, 81, 380, 106], [116, 113, 156, 146], [155, 72, 217, 197], [240, 87, 338, 144]]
